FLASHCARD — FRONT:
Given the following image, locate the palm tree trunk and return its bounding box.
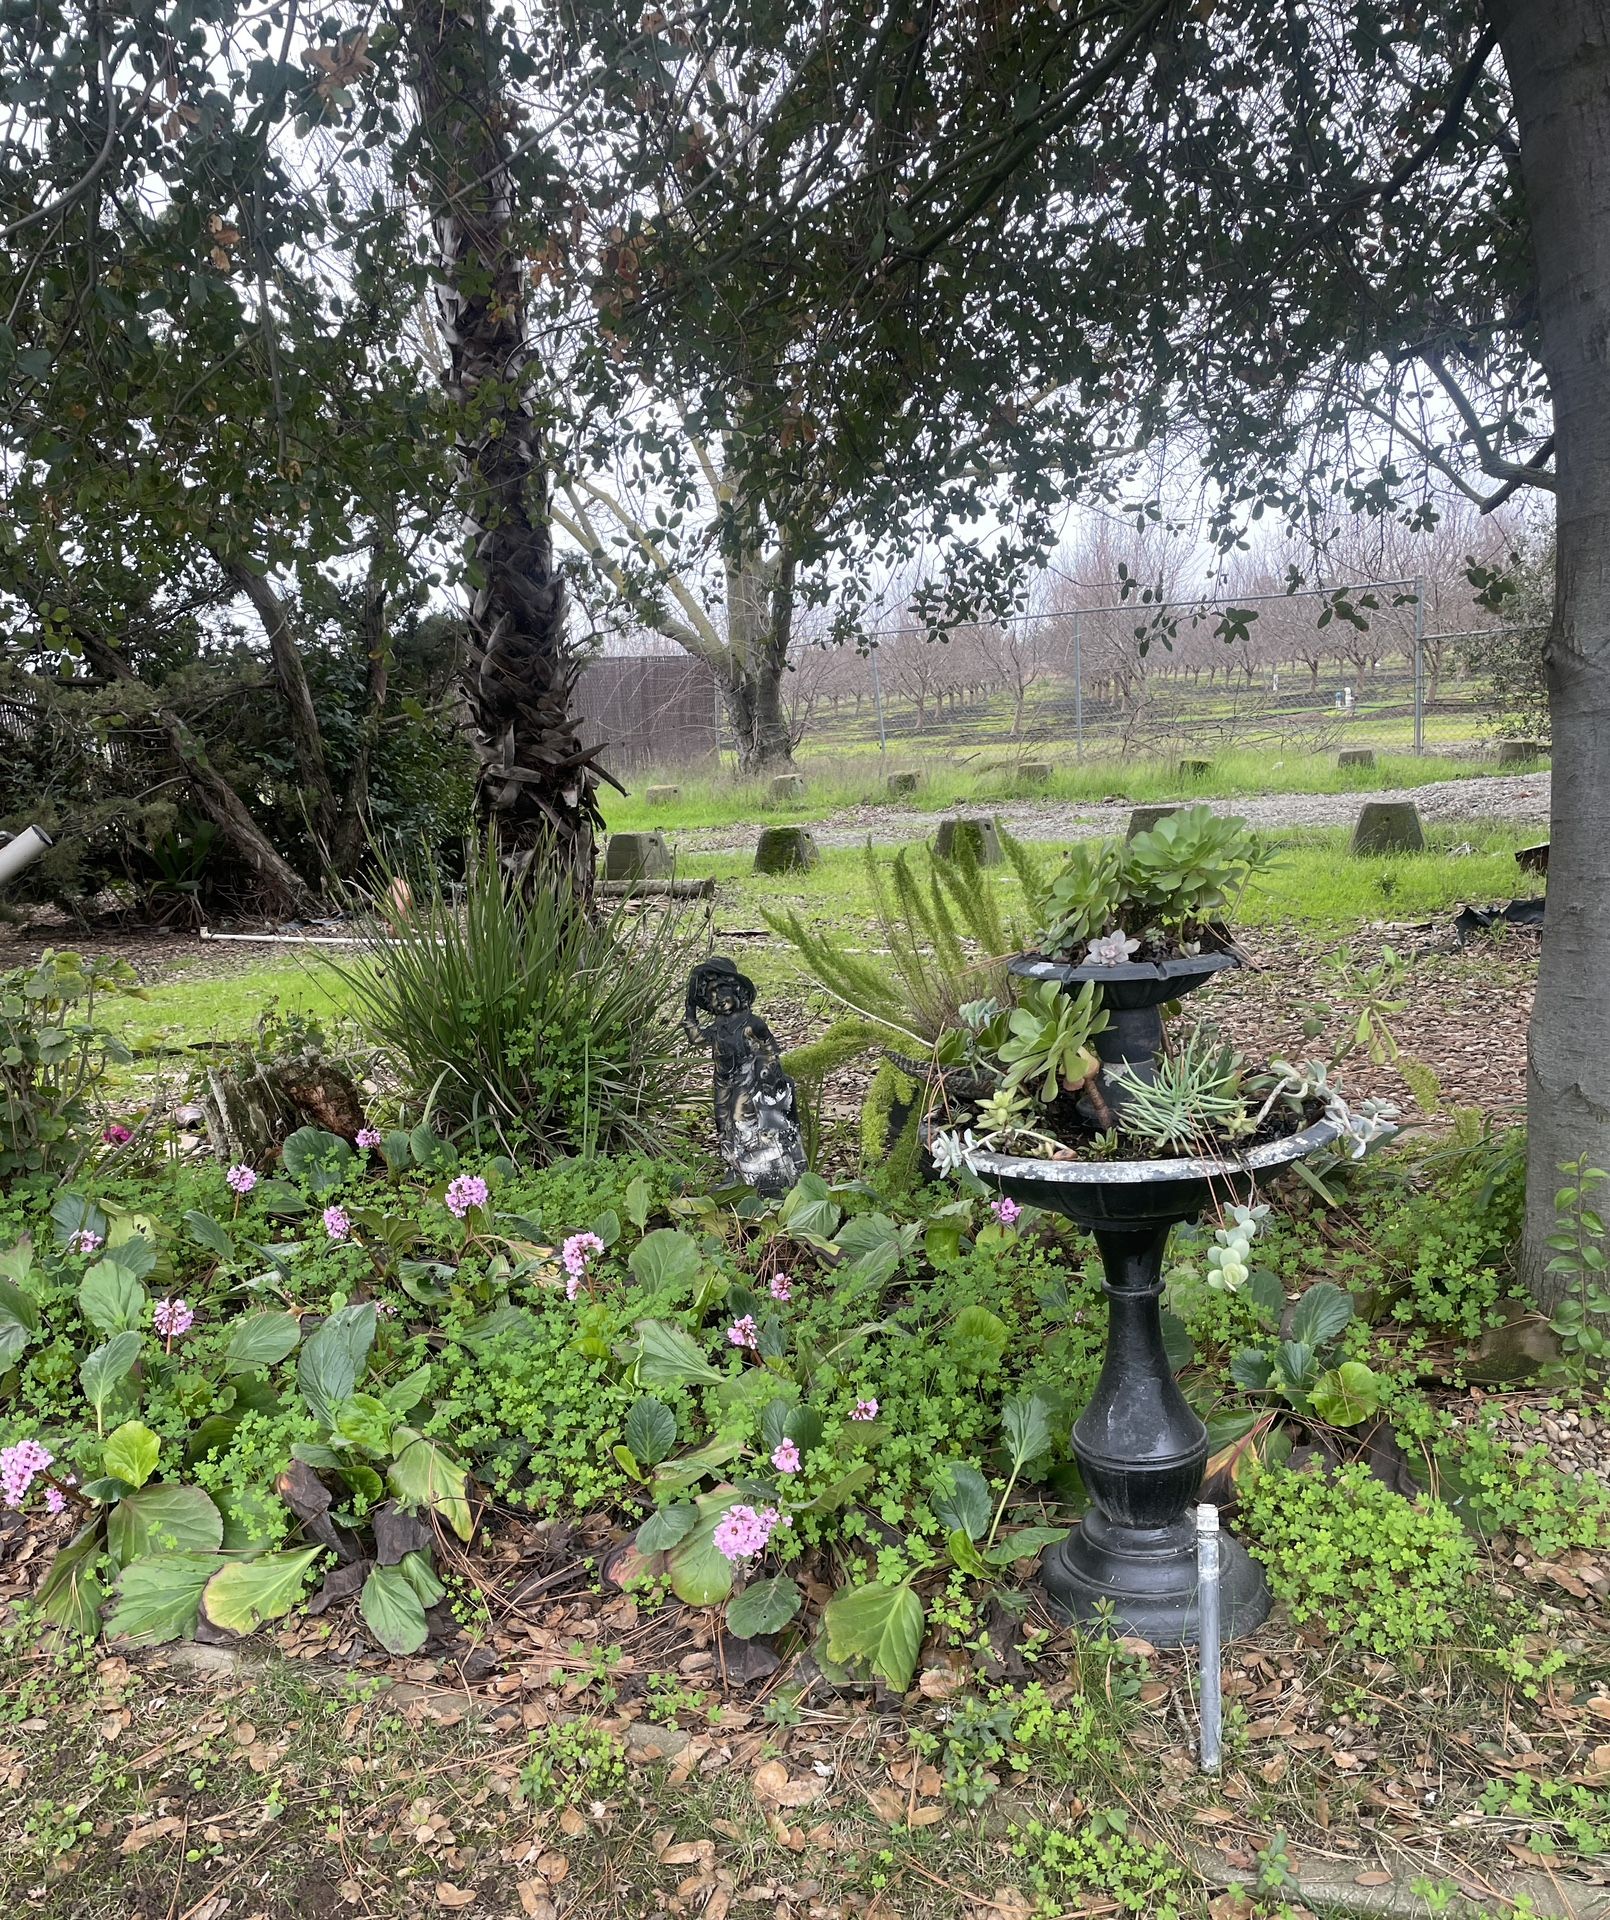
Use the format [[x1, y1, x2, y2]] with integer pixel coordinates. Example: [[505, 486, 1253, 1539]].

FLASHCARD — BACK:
[[408, 0, 601, 887]]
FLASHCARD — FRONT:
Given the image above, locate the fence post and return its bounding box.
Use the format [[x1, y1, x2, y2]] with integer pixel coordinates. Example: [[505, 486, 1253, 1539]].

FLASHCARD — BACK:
[[1412, 576, 1425, 755], [869, 644, 888, 757], [1072, 609, 1084, 760]]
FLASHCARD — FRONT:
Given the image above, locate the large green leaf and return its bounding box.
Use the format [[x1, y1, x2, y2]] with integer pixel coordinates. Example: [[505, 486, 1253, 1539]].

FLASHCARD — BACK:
[[103, 1422, 160, 1490], [387, 1428, 473, 1540], [222, 1311, 301, 1375], [779, 1172, 841, 1244], [334, 1392, 394, 1456], [823, 1581, 926, 1692], [726, 1575, 802, 1640], [298, 1304, 377, 1427], [627, 1228, 701, 1293], [37, 1521, 106, 1640], [624, 1397, 678, 1468], [108, 1553, 223, 1645], [280, 1126, 356, 1194], [107, 1485, 224, 1566], [1310, 1361, 1383, 1427], [932, 1463, 993, 1541], [202, 1548, 323, 1634], [1290, 1281, 1354, 1350], [630, 1319, 723, 1388], [666, 1492, 742, 1606], [636, 1502, 698, 1553], [982, 1525, 1069, 1567], [361, 1562, 430, 1655], [183, 1210, 235, 1260], [947, 1305, 1009, 1369], [0, 1262, 39, 1367], [79, 1331, 144, 1432], [1001, 1391, 1055, 1472], [103, 1219, 159, 1281], [78, 1258, 146, 1336]]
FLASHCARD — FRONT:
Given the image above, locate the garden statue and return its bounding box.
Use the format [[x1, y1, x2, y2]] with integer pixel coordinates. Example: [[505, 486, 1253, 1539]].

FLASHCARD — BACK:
[[683, 957, 807, 1195]]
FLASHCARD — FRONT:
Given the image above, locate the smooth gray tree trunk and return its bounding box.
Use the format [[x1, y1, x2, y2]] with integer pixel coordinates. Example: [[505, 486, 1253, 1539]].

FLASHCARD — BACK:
[[1491, 2, 1610, 1305]]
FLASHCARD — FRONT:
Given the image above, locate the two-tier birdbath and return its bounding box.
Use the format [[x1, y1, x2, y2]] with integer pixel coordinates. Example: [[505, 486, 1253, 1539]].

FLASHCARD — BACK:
[[934, 946, 1340, 1646]]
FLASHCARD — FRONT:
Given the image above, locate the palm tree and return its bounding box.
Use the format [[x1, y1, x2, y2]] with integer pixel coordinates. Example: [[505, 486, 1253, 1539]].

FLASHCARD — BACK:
[[408, 0, 602, 885]]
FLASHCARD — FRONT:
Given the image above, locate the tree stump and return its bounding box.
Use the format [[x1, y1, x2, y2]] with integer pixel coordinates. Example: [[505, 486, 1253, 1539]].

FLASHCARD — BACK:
[[768, 773, 806, 804], [754, 825, 820, 873], [1125, 804, 1181, 840], [933, 817, 1002, 865], [1337, 747, 1376, 769], [645, 785, 680, 805], [887, 770, 923, 796], [1497, 738, 1549, 764], [1017, 761, 1053, 783], [603, 832, 673, 883], [199, 1049, 369, 1164], [1351, 800, 1425, 854], [1178, 758, 1213, 778]]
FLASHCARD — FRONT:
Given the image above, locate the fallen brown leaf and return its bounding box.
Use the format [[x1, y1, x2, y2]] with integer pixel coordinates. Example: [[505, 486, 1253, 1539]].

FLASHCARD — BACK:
[[121, 1816, 185, 1855], [436, 1885, 477, 1909]]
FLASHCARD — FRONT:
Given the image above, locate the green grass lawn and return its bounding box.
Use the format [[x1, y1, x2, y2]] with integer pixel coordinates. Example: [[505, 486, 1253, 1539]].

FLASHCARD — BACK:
[[601, 743, 1545, 836], [104, 818, 1540, 1048]]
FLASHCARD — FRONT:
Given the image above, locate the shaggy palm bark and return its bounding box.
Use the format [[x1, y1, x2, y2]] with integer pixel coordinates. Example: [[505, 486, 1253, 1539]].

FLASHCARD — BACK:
[[1491, 2, 1610, 1303], [409, 0, 601, 886]]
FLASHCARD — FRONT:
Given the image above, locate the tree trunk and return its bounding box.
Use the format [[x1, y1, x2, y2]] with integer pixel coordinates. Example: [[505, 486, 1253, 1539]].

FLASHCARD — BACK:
[[226, 560, 338, 849], [410, 0, 600, 888], [721, 544, 796, 773], [1492, 0, 1610, 1305], [79, 630, 319, 918], [331, 560, 390, 877]]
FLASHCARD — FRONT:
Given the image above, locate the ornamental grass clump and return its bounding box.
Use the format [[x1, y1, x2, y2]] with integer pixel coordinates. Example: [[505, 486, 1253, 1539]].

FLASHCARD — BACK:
[[331, 845, 701, 1161]]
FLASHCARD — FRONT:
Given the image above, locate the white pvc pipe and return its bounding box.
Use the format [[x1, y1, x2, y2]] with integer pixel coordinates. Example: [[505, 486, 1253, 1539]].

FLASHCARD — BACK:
[[0, 825, 52, 888], [1196, 1502, 1223, 1774]]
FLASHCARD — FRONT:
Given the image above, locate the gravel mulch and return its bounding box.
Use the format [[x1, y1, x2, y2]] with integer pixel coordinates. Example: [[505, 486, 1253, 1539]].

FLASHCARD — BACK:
[[673, 769, 1553, 855]]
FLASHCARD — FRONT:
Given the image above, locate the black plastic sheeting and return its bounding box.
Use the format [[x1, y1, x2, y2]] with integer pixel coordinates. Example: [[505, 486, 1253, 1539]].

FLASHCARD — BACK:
[[1452, 897, 1546, 944]]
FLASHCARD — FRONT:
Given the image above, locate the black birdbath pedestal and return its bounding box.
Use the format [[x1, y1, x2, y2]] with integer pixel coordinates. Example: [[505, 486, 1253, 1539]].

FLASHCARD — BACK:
[[965, 1121, 1337, 1645], [937, 945, 1336, 1646]]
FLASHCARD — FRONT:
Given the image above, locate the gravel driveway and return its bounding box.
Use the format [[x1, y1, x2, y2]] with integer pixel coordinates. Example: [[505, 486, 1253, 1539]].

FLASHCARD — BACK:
[[674, 770, 1552, 855]]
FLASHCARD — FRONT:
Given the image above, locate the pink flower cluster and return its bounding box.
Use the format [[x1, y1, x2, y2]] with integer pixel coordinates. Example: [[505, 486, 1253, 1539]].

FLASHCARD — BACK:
[[0, 1440, 53, 1509], [356, 1128, 383, 1150], [153, 1297, 194, 1339], [991, 1197, 1021, 1227], [562, 1231, 605, 1301], [226, 1163, 257, 1195], [712, 1503, 784, 1564], [727, 1314, 759, 1351], [67, 1229, 102, 1255], [323, 1205, 351, 1242], [445, 1173, 489, 1219], [101, 1123, 133, 1147], [852, 1399, 879, 1421], [771, 1439, 800, 1474], [769, 1273, 792, 1302]]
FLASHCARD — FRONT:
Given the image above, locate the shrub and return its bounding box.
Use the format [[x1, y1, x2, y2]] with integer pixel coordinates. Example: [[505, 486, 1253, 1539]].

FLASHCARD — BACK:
[[330, 847, 701, 1161], [0, 952, 143, 1186], [1240, 1462, 1477, 1659]]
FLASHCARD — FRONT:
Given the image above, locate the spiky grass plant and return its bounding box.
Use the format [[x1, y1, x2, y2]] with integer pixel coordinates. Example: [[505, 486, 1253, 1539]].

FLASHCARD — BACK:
[[330, 844, 702, 1160], [764, 831, 1047, 1050]]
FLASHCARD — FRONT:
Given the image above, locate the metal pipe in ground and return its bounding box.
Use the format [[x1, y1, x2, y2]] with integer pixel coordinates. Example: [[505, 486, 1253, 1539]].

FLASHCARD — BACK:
[[0, 825, 52, 889], [1196, 1501, 1222, 1774]]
